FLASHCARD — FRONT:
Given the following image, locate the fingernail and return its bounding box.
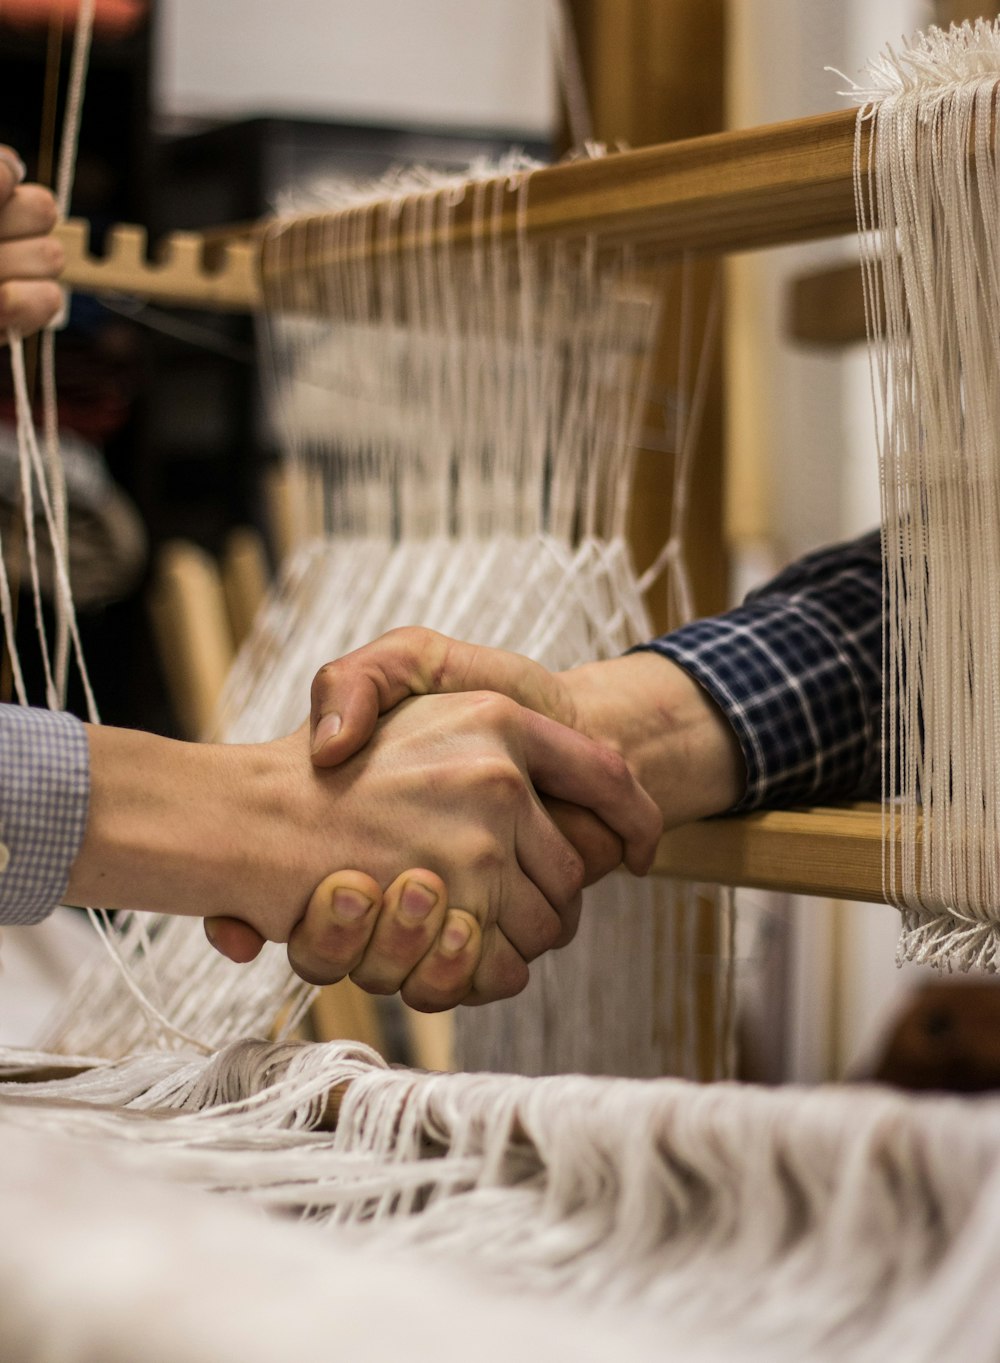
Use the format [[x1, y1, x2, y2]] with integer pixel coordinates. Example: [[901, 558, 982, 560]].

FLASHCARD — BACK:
[[332, 888, 372, 921], [441, 917, 472, 954], [400, 879, 438, 923], [312, 712, 342, 753], [0, 151, 26, 184]]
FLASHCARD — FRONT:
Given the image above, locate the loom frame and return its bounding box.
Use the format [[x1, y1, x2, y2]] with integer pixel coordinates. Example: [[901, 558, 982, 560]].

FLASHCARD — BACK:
[[57, 105, 892, 906]]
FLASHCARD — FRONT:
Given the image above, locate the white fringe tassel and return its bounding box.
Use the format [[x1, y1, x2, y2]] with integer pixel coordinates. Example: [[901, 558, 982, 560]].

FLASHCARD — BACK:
[[1, 1037, 1000, 1362]]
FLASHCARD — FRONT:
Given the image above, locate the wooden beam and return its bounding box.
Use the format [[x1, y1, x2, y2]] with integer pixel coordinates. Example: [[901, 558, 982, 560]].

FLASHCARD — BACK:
[[933, 2, 1000, 25], [261, 109, 865, 308], [655, 804, 892, 904], [56, 109, 868, 313], [55, 218, 263, 312]]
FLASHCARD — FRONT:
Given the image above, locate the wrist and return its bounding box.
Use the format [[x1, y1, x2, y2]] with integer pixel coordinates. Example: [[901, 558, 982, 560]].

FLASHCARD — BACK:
[[65, 726, 316, 935], [557, 653, 745, 827]]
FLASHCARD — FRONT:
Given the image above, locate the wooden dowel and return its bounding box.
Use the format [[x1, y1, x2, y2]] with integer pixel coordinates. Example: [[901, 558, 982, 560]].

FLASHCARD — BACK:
[[148, 540, 236, 740], [57, 109, 869, 313], [261, 109, 866, 307], [654, 805, 891, 904]]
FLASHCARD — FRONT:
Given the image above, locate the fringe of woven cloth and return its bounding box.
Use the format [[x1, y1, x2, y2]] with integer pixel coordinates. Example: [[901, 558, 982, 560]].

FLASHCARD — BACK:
[[2, 1037, 1000, 1362]]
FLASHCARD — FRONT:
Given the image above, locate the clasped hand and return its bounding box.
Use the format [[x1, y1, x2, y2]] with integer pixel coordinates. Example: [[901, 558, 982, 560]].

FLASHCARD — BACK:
[[207, 662, 662, 1010]]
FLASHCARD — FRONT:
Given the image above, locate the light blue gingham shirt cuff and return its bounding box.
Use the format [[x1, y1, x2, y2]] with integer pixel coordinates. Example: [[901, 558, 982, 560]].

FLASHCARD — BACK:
[[0, 705, 90, 925]]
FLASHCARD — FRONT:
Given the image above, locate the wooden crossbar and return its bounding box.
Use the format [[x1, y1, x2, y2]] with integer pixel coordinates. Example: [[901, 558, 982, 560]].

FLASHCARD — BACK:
[[654, 804, 929, 906], [655, 806, 886, 903], [55, 219, 263, 312], [57, 108, 864, 313]]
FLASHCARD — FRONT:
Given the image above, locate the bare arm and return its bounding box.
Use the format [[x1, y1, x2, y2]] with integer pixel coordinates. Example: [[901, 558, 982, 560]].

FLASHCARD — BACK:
[[306, 629, 745, 827], [72, 693, 659, 1007]]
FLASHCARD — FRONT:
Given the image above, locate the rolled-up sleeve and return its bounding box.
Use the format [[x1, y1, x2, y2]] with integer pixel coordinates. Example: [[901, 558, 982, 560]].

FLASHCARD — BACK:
[[633, 531, 883, 812], [0, 705, 90, 925]]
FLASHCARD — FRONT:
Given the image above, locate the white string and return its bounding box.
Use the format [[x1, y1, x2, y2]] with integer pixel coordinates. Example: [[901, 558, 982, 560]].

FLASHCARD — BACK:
[[43, 0, 97, 706], [8, 336, 99, 721], [45, 159, 738, 1080], [855, 18, 1000, 969], [3, 1036, 1000, 1360]]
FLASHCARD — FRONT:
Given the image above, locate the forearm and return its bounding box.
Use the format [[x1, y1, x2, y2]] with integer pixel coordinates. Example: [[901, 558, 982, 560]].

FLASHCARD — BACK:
[[557, 653, 745, 827], [640, 533, 883, 811], [66, 725, 314, 933]]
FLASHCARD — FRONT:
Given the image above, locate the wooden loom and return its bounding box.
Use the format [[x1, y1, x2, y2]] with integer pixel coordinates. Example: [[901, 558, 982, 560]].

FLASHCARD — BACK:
[[53, 104, 895, 915]]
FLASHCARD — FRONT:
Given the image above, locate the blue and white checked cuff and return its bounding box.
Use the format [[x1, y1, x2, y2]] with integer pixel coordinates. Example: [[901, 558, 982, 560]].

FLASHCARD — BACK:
[[634, 531, 883, 813], [0, 705, 90, 925]]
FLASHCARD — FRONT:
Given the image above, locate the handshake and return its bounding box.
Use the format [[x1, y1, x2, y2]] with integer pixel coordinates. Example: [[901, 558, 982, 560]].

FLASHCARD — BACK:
[[183, 628, 744, 1012], [0, 149, 744, 1009]]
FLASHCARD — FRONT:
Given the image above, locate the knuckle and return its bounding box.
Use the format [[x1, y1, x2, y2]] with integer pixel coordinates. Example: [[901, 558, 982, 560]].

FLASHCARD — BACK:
[[43, 236, 65, 275], [380, 625, 438, 682], [24, 185, 58, 233], [599, 746, 631, 788], [560, 846, 586, 899], [310, 661, 340, 699], [385, 624, 434, 651], [473, 956, 529, 1003], [401, 981, 462, 1013], [349, 965, 397, 996], [466, 751, 522, 799], [533, 911, 565, 954], [286, 949, 345, 988], [553, 906, 581, 949], [467, 690, 518, 727], [38, 281, 64, 319], [464, 832, 503, 876]]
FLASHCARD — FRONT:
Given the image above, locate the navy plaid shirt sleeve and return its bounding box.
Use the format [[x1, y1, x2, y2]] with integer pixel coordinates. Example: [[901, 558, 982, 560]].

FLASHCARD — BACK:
[[0, 705, 90, 925], [633, 530, 882, 812]]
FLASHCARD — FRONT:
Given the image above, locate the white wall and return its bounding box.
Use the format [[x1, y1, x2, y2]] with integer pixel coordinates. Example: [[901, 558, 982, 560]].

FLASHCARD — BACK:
[[155, 0, 555, 135], [727, 0, 926, 567]]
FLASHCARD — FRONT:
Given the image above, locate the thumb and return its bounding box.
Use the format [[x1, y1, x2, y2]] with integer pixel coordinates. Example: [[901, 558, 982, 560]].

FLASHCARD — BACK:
[[309, 626, 447, 767], [204, 916, 267, 964], [309, 626, 572, 768]]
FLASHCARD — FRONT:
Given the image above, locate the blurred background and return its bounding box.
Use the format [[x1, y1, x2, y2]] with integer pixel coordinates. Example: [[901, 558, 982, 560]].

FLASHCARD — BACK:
[[3, 0, 998, 1094]]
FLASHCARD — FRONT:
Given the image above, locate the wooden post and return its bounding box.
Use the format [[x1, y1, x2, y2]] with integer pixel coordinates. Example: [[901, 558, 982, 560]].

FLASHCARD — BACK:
[[563, 1, 729, 1083], [564, 0, 728, 627], [933, 2, 1000, 24]]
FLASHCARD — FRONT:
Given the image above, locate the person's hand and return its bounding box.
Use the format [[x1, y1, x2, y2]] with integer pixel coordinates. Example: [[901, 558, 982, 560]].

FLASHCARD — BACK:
[[72, 694, 659, 1007], [307, 627, 745, 827], [0, 150, 64, 340], [285, 628, 745, 1011], [206, 867, 482, 1012], [266, 697, 659, 1003]]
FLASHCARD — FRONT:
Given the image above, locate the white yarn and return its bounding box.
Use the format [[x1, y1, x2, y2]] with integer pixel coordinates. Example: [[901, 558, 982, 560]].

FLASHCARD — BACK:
[[46, 156, 737, 1080], [855, 19, 1000, 968], [3, 1036, 1000, 1361]]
